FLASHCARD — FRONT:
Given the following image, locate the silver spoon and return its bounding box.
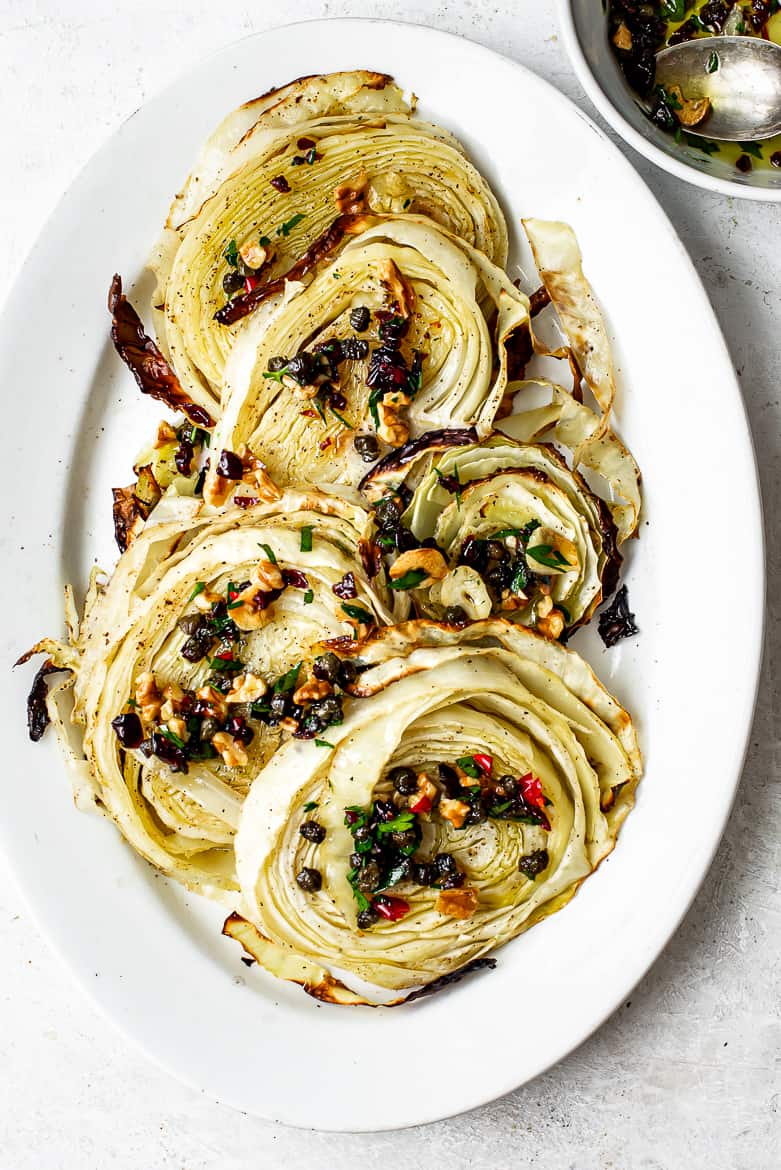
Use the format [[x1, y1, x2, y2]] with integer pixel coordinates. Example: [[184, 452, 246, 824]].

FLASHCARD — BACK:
[[654, 35, 781, 141]]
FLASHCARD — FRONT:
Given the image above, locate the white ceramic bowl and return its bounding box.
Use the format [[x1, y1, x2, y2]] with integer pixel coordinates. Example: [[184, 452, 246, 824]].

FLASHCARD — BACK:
[[557, 0, 781, 200]]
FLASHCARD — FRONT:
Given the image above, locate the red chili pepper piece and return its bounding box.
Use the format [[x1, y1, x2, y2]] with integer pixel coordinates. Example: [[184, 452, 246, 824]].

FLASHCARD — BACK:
[[519, 772, 545, 809], [473, 752, 493, 775], [215, 650, 234, 661], [244, 275, 259, 294], [344, 810, 359, 825], [410, 794, 432, 814], [373, 895, 409, 922]]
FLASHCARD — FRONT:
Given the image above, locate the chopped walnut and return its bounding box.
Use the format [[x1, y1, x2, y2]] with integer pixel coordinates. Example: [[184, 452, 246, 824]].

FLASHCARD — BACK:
[[239, 242, 268, 270], [536, 606, 566, 640], [668, 85, 711, 128], [231, 560, 285, 631], [160, 681, 186, 722], [438, 797, 471, 829], [236, 445, 282, 502], [499, 589, 527, 612], [195, 685, 228, 721], [376, 400, 410, 447], [537, 594, 554, 619], [436, 887, 478, 919], [212, 731, 248, 768], [226, 673, 268, 704], [279, 716, 300, 734], [155, 421, 177, 448], [612, 22, 632, 51], [167, 716, 189, 742], [135, 672, 162, 724], [203, 472, 233, 508], [415, 771, 438, 803], [334, 169, 369, 214], [377, 258, 415, 318], [293, 677, 333, 705], [390, 547, 449, 583]]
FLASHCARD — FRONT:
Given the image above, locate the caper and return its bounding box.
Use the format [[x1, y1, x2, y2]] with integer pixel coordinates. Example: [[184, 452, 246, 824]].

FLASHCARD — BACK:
[[299, 821, 326, 844], [389, 766, 418, 795], [295, 867, 322, 892]]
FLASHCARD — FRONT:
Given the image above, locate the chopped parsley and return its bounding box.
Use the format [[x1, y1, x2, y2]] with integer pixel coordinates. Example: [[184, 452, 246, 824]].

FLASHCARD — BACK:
[[706, 51, 719, 75], [300, 526, 313, 553], [303, 589, 314, 604], [389, 568, 428, 591], [456, 755, 482, 779], [315, 738, 336, 749], [259, 542, 277, 564], [274, 662, 302, 693], [303, 801, 319, 812], [223, 239, 239, 268], [341, 602, 375, 625], [188, 581, 206, 603], [527, 544, 572, 571], [277, 213, 306, 237]]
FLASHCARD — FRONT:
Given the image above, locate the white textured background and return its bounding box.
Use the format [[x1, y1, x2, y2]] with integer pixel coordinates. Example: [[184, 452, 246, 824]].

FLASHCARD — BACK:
[[0, 1, 778, 1166]]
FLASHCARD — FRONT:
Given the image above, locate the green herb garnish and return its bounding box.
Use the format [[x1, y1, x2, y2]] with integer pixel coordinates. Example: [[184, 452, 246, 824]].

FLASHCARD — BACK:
[[738, 141, 763, 160], [159, 726, 186, 749], [341, 602, 374, 625], [661, 0, 686, 17], [303, 801, 319, 812], [274, 662, 302, 693], [315, 738, 336, 749], [456, 755, 482, 779], [377, 812, 415, 835], [706, 51, 719, 75], [303, 589, 314, 604], [223, 239, 239, 267], [300, 526, 313, 553], [259, 234, 271, 246], [259, 542, 277, 564], [277, 213, 305, 237], [329, 404, 353, 429], [306, 147, 317, 165], [389, 568, 428, 591], [188, 581, 206, 603], [527, 545, 572, 571], [208, 656, 243, 674]]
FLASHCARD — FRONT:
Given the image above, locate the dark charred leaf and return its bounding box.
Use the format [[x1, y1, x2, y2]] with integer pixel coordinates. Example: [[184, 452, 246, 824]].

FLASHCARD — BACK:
[[108, 275, 214, 427], [598, 584, 639, 648], [401, 958, 497, 1005], [25, 660, 66, 742]]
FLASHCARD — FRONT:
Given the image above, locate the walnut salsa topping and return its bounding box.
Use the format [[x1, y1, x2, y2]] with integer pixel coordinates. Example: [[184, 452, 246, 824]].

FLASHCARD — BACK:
[[109, 596, 371, 771], [302, 755, 552, 929], [259, 298, 426, 452]]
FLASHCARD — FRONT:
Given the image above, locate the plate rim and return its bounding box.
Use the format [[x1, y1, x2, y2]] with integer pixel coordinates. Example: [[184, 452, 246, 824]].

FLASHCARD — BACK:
[[0, 15, 766, 1131]]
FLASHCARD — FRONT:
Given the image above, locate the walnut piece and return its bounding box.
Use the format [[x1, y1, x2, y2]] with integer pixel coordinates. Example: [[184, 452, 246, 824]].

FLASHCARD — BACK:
[[612, 23, 632, 51], [226, 673, 268, 704], [668, 85, 711, 128], [135, 672, 162, 724], [195, 685, 228, 722], [154, 420, 177, 448], [438, 797, 471, 829], [436, 887, 478, 919], [293, 678, 333, 705], [212, 731, 248, 768], [390, 547, 449, 583], [376, 400, 410, 447], [334, 170, 369, 214], [377, 258, 415, 318], [536, 606, 566, 640]]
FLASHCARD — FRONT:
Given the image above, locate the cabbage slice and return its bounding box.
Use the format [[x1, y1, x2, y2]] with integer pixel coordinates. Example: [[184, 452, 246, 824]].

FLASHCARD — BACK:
[[232, 619, 641, 999]]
